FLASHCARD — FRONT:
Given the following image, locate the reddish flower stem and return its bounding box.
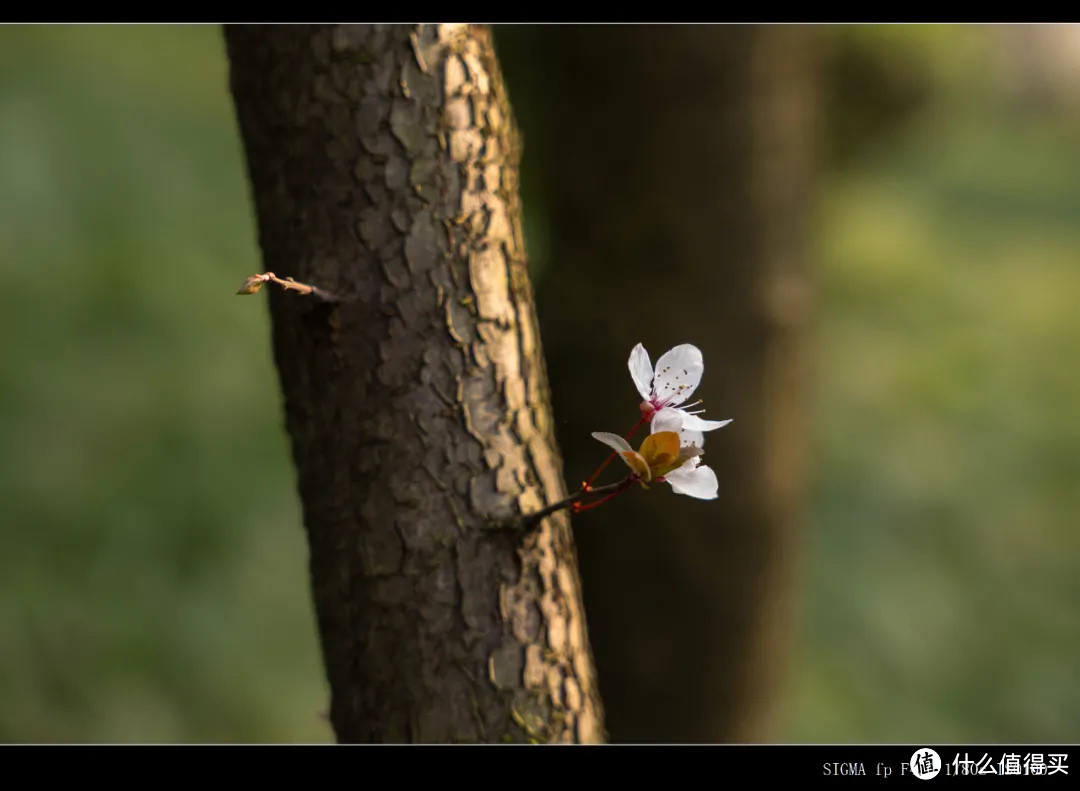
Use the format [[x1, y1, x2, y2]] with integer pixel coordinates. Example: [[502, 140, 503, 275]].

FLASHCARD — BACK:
[[502, 475, 637, 532], [572, 477, 637, 513], [582, 414, 649, 491]]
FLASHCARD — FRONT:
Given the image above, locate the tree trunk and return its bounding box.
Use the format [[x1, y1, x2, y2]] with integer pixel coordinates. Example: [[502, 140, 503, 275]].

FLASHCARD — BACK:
[[496, 25, 818, 742], [224, 23, 603, 743]]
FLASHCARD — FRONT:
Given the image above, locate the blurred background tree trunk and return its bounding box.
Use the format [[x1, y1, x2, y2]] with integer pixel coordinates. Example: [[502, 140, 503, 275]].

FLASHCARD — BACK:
[[225, 23, 603, 743], [496, 25, 820, 742]]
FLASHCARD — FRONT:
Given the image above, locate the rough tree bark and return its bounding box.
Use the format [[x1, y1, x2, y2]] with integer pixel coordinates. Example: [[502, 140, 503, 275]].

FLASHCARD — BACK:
[[496, 25, 818, 742], [225, 23, 603, 743]]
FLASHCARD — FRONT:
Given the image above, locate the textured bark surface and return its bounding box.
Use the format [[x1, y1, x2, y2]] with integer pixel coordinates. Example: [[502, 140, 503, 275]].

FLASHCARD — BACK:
[[496, 25, 818, 742], [225, 24, 603, 743]]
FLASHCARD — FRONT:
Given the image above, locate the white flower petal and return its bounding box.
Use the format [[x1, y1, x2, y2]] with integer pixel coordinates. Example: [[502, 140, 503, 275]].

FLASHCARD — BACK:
[[649, 407, 685, 435], [679, 414, 733, 433], [651, 344, 704, 407], [591, 431, 634, 455], [679, 454, 701, 469], [592, 432, 650, 478], [651, 407, 705, 449], [680, 428, 705, 449], [628, 343, 654, 402], [664, 462, 718, 500], [679, 444, 705, 463]]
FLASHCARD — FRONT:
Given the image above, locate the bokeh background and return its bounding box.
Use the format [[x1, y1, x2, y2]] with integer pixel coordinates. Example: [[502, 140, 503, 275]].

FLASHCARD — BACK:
[[1, 24, 1078, 742]]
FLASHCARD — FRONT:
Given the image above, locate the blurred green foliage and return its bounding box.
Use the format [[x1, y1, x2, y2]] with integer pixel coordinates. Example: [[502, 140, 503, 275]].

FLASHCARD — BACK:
[[1, 24, 1077, 742], [0, 25, 329, 742], [783, 25, 1080, 742]]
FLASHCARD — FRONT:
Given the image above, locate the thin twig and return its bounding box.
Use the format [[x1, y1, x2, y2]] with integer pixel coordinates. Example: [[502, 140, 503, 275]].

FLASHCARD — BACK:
[[235, 271, 339, 302], [496, 475, 638, 533], [572, 477, 638, 513]]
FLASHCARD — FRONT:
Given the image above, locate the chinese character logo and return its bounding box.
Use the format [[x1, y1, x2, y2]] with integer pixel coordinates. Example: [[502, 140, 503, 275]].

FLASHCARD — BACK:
[[911, 748, 941, 780]]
